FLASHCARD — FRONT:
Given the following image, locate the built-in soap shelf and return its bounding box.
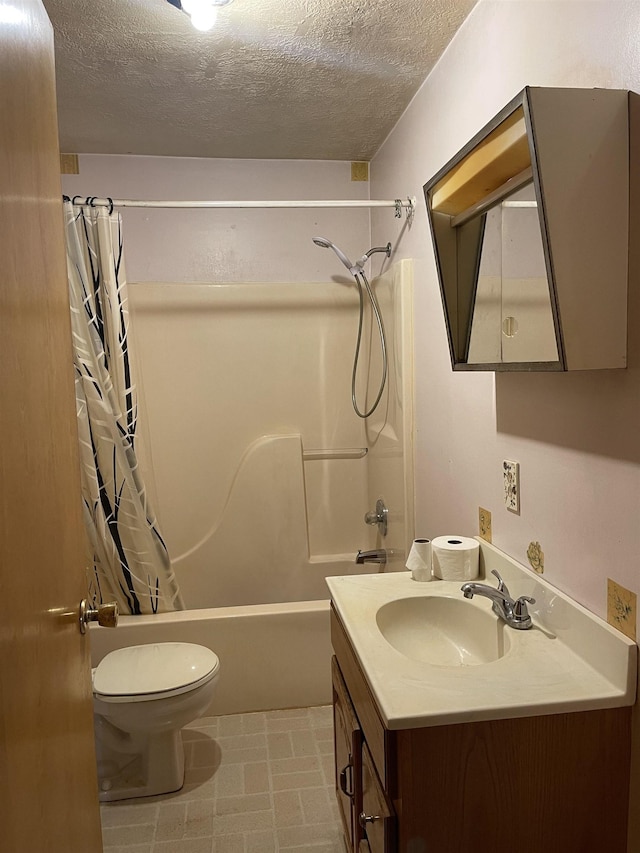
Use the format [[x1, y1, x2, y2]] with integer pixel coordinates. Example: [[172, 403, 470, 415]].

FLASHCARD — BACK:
[[302, 446, 368, 460]]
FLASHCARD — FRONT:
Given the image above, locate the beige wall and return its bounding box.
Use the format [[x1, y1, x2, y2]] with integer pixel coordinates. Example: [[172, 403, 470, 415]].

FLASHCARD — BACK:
[[62, 155, 370, 283], [371, 7, 640, 843], [371, 0, 640, 621]]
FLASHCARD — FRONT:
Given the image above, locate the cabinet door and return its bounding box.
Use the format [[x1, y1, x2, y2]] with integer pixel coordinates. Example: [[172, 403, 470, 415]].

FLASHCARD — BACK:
[[359, 743, 394, 853], [332, 657, 363, 852]]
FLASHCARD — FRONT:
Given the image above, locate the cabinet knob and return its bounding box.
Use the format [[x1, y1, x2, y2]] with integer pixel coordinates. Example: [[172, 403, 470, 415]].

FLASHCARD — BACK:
[[359, 811, 380, 828]]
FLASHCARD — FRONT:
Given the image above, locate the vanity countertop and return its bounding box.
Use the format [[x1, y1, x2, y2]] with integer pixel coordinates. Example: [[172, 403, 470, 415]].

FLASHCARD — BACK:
[[327, 541, 637, 730]]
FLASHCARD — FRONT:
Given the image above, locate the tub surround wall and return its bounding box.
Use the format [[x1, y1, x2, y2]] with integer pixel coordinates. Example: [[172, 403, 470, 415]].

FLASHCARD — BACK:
[[364, 260, 415, 564], [128, 281, 374, 607]]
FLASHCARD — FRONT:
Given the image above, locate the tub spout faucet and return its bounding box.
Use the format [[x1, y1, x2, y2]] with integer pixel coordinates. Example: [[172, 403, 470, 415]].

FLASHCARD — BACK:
[[356, 549, 387, 565], [461, 570, 535, 630]]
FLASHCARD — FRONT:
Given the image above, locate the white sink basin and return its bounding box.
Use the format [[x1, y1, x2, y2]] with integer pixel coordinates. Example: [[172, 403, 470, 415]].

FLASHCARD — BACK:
[[326, 540, 637, 730], [376, 596, 511, 666]]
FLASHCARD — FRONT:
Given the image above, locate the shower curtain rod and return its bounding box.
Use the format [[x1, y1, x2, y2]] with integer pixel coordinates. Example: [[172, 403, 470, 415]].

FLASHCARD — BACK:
[[67, 195, 416, 219]]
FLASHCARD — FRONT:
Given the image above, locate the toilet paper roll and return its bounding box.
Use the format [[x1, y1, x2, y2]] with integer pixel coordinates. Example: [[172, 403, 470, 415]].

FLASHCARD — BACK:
[[405, 538, 432, 582], [431, 536, 480, 581]]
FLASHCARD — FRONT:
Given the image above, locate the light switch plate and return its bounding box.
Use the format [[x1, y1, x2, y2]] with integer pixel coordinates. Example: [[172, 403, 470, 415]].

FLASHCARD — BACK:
[[503, 460, 520, 514]]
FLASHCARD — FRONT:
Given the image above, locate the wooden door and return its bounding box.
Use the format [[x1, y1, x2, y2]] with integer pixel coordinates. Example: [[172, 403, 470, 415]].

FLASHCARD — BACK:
[[0, 2, 103, 851]]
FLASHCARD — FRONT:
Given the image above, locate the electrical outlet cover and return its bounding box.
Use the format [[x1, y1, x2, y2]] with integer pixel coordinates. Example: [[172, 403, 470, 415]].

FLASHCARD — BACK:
[[479, 507, 492, 542], [351, 161, 369, 181], [503, 460, 520, 513], [607, 579, 637, 641]]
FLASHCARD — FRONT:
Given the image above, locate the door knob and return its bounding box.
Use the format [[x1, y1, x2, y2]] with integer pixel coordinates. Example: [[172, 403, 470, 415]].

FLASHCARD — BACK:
[[359, 811, 380, 828], [79, 599, 119, 634]]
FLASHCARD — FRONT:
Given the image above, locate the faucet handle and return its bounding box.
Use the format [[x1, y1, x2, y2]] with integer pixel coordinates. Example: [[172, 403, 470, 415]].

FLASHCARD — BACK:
[[364, 499, 388, 537], [513, 595, 536, 627], [491, 569, 511, 598], [514, 595, 535, 612]]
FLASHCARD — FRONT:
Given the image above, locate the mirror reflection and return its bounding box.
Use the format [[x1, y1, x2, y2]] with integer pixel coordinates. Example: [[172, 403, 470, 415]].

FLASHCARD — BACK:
[[467, 184, 559, 365]]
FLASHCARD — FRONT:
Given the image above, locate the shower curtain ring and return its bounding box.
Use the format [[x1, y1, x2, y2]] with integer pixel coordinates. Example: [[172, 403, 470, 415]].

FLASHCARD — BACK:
[[72, 195, 83, 205], [107, 198, 114, 215]]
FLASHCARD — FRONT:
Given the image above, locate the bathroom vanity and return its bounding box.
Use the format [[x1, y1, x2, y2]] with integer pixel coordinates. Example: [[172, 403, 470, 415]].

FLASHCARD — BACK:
[[328, 543, 637, 853]]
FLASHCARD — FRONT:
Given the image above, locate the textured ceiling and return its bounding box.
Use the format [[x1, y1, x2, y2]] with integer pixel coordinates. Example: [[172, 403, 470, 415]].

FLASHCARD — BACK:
[[43, 0, 478, 160]]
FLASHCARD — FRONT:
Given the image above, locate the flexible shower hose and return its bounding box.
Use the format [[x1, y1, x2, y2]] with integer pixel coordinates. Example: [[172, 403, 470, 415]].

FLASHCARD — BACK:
[[351, 270, 388, 419]]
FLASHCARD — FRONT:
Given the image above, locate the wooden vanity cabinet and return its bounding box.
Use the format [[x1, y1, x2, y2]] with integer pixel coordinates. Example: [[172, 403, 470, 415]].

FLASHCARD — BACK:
[[360, 743, 394, 853], [331, 656, 395, 853], [330, 604, 632, 853], [332, 657, 363, 851]]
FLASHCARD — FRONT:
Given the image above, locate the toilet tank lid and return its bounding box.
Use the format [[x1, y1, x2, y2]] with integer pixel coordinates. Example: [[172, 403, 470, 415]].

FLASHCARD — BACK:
[[93, 642, 220, 698]]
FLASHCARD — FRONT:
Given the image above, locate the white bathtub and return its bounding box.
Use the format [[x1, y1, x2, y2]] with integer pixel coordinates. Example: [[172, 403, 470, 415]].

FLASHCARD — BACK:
[[90, 598, 333, 715]]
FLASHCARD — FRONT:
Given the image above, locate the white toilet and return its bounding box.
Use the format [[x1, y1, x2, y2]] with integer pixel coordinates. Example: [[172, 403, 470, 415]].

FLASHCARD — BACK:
[[92, 642, 220, 802]]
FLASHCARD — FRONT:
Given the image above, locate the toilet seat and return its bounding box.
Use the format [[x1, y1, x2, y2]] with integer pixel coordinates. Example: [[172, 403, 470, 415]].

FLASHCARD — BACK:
[[93, 642, 220, 703]]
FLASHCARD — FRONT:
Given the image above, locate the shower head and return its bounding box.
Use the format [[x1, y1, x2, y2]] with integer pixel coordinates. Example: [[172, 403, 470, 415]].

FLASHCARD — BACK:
[[364, 243, 392, 261], [354, 242, 392, 270], [312, 237, 389, 419], [312, 236, 356, 273]]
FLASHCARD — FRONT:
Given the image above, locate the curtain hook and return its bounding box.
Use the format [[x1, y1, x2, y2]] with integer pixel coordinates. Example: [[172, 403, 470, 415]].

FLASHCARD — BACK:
[[107, 198, 114, 215], [72, 195, 83, 205]]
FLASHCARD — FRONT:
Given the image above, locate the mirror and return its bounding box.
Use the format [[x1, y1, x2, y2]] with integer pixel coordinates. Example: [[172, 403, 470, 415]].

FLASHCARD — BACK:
[[424, 87, 630, 372], [467, 184, 559, 365]]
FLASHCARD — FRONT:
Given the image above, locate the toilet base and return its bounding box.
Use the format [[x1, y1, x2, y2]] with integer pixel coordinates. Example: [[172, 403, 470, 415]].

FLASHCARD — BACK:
[[95, 722, 185, 802]]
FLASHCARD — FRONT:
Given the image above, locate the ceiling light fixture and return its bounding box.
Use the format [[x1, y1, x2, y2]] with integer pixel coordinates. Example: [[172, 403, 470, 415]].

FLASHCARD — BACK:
[[166, 0, 233, 32]]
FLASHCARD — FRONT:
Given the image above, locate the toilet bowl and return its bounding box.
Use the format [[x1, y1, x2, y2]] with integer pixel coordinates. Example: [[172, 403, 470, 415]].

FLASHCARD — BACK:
[[92, 642, 220, 802]]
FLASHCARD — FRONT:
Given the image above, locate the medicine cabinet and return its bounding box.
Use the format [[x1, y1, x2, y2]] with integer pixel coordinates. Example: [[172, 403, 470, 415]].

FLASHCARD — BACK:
[[423, 87, 632, 371]]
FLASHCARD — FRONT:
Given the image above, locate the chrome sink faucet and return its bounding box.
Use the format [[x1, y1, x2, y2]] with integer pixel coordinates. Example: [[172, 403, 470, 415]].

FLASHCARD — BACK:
[[461, 570, 535, 630]]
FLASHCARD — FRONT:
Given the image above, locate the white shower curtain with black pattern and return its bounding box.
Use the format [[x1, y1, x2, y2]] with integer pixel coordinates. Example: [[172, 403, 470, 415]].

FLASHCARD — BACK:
[[64, 199, 183, 614]]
